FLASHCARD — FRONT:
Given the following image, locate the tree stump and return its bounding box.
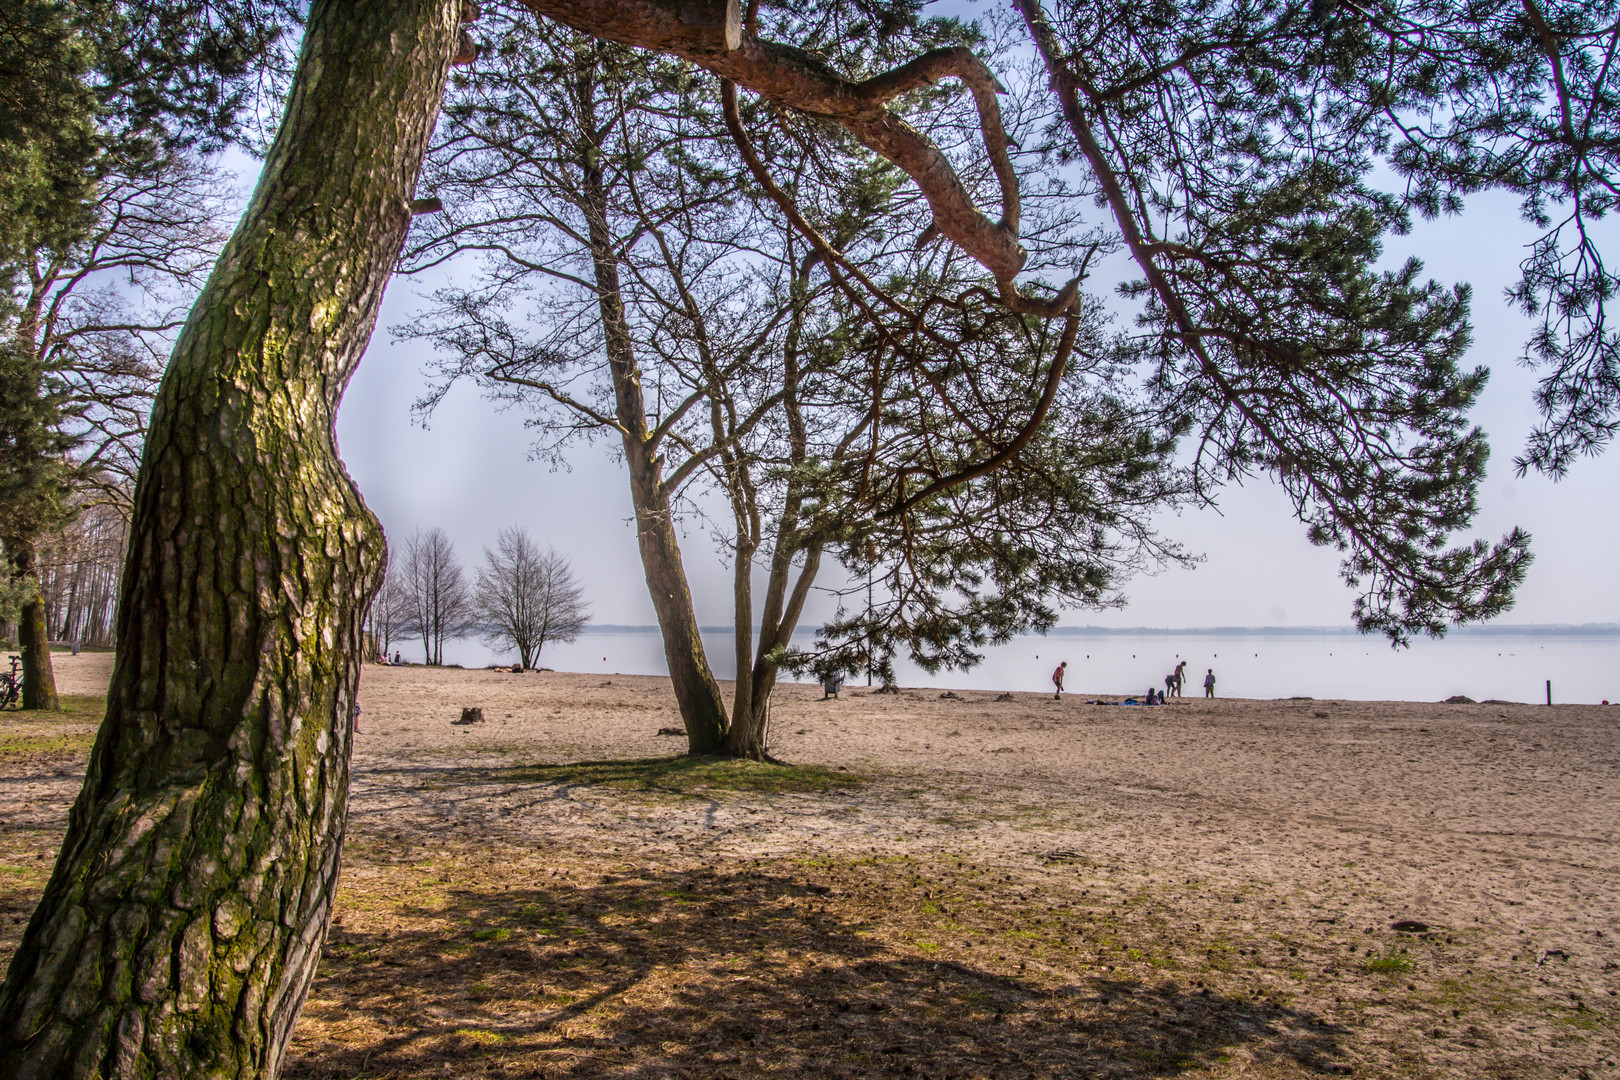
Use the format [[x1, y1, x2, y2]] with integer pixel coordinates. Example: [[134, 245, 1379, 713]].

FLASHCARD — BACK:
[[455, 707, 485, 725]]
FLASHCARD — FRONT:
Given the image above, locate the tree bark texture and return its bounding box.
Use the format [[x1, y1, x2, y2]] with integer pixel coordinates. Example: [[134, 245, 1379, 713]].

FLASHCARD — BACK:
[[578, 142, 730, 755], [0, 0, 460, 1075], [9, 536, 61, 711]]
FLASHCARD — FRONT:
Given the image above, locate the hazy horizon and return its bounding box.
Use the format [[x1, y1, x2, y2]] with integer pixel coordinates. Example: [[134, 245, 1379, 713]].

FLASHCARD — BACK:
[[570, 621, 1620, 635]]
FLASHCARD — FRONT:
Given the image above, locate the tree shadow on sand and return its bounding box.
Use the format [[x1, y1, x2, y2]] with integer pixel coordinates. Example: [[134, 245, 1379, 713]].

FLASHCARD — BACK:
[[286, 865, 1353, 1079]]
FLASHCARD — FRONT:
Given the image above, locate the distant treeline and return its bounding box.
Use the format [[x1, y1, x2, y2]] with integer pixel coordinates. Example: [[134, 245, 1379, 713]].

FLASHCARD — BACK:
[[35, 502, 130, 648]]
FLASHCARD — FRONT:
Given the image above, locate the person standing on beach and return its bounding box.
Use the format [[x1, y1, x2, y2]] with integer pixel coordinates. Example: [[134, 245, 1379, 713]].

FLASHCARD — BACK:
[[1052, 661, 1068, 699], [1204, 668, 1216, 698], [1172, 660, 1187, 698]]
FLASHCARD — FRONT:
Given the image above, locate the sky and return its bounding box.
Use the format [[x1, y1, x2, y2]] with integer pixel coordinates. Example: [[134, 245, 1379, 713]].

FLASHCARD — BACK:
[[330, 181, 1620, 634]]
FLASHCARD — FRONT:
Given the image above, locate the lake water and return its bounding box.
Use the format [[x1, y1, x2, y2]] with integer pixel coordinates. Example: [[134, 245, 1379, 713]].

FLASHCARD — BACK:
[[425, 625, 1620, 704]]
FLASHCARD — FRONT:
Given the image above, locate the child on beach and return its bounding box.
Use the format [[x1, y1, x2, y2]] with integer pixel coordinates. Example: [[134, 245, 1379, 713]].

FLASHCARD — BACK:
[[1052, 661, 1067, 699], [1204, 668, 1216, 698]]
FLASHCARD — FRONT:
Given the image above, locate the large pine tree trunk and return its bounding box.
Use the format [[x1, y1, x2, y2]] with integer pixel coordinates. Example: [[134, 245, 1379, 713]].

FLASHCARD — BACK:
[[0, 0, 460, 1075], [4, 536, 60, 711]]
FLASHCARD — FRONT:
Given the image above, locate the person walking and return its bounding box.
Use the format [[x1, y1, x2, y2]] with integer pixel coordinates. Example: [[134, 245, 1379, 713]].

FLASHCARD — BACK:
[[1203, 667, 1216, 698], [1052, 661, 1068, 700]]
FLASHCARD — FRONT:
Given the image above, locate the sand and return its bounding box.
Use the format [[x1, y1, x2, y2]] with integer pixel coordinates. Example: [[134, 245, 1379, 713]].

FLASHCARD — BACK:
[[2, 651, 1616, 1078]]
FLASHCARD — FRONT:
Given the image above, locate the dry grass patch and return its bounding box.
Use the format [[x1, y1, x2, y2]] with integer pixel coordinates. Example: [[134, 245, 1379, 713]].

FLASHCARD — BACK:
[[0, 694, 105, 761], [508, 755, 865, 797], [0, 692, 106, 952], [287, 846, 1354, 1080]]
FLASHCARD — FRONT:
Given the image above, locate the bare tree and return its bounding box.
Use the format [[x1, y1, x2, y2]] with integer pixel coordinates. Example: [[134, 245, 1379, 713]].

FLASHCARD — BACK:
[[365, 561, 411, 661], [474, 526, 589, 670], [401, 526, 472, 665]]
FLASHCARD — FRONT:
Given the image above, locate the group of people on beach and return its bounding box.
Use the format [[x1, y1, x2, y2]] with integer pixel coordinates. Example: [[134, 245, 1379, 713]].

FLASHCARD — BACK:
[[1050, 658, 1216, 702]]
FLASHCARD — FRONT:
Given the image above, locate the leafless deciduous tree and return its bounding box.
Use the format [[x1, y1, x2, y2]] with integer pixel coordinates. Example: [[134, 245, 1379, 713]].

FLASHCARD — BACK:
[[473, 526, 589, 670], [365, 561, 412, 661], [401, 526, 473, 665]]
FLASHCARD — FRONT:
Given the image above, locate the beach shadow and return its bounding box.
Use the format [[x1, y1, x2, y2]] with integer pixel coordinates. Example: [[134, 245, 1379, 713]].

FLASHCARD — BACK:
[[285, 866, 1352, 1079]]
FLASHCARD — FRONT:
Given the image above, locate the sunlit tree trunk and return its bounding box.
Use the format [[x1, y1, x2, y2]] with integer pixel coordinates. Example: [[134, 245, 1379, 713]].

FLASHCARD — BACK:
[[0, 0, 461, 1074]]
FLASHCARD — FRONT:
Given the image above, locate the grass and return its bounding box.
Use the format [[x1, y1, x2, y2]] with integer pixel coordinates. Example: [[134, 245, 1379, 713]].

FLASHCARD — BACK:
[[509, 755, 863, 796], [0, 694, 105, 761], [1363, 950, 1416, 974], [0, 692, 105, 720]]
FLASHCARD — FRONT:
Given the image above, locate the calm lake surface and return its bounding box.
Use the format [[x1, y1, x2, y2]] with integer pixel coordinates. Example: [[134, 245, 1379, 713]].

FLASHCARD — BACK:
[[428, 625, 1620, 704]]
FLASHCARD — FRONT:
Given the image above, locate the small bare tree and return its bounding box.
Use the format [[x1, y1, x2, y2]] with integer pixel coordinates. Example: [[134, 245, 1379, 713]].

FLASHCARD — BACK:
[[365, 562, 411, 661], [473, 526, 588, 670], [401, 526, 472, 665]]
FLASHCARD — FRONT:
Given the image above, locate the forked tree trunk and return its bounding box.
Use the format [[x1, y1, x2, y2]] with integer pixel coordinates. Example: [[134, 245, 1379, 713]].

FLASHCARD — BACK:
[[5, 536, 60, 711], [0, 0, 460, 1075], [722, 287, 819, 762]]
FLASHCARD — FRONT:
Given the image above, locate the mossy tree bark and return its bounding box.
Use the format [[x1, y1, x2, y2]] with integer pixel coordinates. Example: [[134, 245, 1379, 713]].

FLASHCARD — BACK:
[[0, 0, 461, 1074]]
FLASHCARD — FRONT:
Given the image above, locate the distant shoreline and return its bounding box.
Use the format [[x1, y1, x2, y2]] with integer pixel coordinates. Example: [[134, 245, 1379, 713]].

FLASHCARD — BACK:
[[579, 622, 1620, 638]]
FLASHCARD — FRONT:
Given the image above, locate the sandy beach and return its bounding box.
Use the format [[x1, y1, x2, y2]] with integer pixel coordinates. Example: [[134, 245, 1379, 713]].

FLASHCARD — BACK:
[[2, 652, 1615, 1078]]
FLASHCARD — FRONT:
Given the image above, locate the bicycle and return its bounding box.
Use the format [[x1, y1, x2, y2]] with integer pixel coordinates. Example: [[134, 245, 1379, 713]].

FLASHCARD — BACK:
[[0, 654, 20, 709]]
